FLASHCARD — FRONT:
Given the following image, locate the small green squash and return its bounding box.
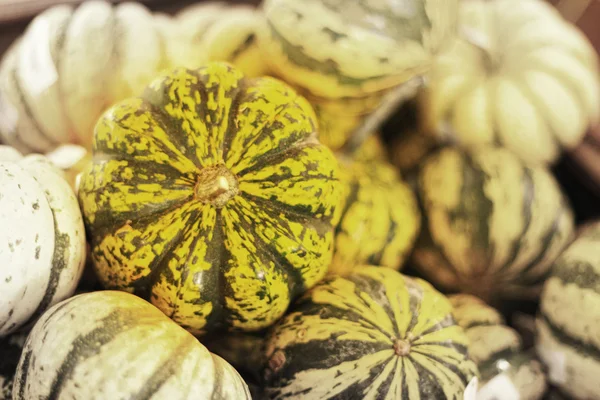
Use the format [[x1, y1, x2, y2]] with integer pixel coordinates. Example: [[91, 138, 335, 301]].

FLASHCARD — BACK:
[[536, 221, 600, 400], [263, 266, 478, 399], [78, 62, 343, 335], [412, 146, 574, 300], [450, 294, 546, 400], [12, 291, 251, 400]]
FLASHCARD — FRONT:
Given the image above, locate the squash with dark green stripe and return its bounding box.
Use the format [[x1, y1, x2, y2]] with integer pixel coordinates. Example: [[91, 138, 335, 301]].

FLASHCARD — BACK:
[[450, 294, 546, 400], [0, 146, 86, 337], [263, 266, 478, 399], [155, 2, 269, 78], [330, 158, 421, 275], [536, 221, 600, 400], [12, 290, 251, 399], [0, 1, 171, 153], [412, 146, 574, 300], [77, 62, 343, 335]]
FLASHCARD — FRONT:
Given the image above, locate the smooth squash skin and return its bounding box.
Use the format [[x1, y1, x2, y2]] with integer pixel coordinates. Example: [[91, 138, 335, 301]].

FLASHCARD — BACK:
[[536, 221, 600, 400], [412, 146, 574, 300], [450, 294, 546, 400], [78, 62, 343, 335], [330, 158, 421, 275], [263, 266, 478, 400], [12, 291, 251, 400]]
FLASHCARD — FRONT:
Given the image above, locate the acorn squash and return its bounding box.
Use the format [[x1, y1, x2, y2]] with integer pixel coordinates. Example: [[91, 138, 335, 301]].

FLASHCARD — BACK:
[[78, 62, 342, 335], [263, 266, 478, 399], [12, 291, 251, 400], [450, 294, 546, 400], [155, 2, 269, 78], [412, 146, 574, 300], [330, 158, 421, 275], [0, 146, 86, 337], [536, 221, 600, 400], [423, 0, 600, 165], [0, 1, 169, 153]]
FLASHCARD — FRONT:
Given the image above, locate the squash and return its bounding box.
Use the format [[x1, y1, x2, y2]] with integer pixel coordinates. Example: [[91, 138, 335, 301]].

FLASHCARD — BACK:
[[155, 2, 269, 78], [449, 294, 546, 400], [536, 221, 600, 400], [412, 146, 574, 301], [0, 146, 86, 337], [0, 1, 169, 153], [423, 0, 600, 165], [263, 266, 478, 399], [77, 62, 343, 335], [258, 0, 458, 152], [330, 158, 421, 275], [12, 290, 251, 399], [0, 332, 27, 400]]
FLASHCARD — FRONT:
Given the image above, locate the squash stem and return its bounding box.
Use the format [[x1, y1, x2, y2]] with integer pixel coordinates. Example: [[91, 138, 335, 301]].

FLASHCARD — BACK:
[[194, 164, 238, 207], [340, 76, 424, 156]]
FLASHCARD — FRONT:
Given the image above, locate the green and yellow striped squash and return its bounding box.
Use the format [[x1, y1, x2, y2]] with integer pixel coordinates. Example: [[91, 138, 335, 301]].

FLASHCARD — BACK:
[[450, 294, 546, 400], [154, 2, 269, 78], [0, 332, 27, 400], [77, 62, 343, 335], [412, 146, 574, 300], [330, 159, 421, 275], [423, 0, 600, 165], [263, 266, 478, 399], [13, 291, 251, 400], [258, 0, 459, 100], [536, 221, 600, 400], [0, 1, 171, 153]]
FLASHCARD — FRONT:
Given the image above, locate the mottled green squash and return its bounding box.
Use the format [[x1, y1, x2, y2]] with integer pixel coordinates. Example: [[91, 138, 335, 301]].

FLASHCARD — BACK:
[[330, 158, 421, 275], [412, 146, 574, 300], [536, 221, 600, 400], [263, 266, 478, 399], [77, 62, 343, 335], [13, 291, 251, 399], [450, 294, 546, 400]]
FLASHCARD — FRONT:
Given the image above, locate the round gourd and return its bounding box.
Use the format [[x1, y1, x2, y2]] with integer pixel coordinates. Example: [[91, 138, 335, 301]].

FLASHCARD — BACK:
[[258, 0, 459, 99], [412, 146, 574, 300], [0, 332, 27, 400], [263, 266, 478, 399], [155, 2, 269, 78], [423, 0, 600, 165], [450, 294, 546, 400], [330, 158, 421, 275], [536, 221, 600, 400], [0, 1, 169, 153], [77, 62, 343, 335], [0, 146, 86, 337], [12, 291, 251, 400]]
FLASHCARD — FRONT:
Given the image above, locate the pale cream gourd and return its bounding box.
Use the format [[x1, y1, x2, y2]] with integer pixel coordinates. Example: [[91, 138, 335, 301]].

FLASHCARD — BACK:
[[0, 146, 86, 337], [0, 1, 168, 153], [423, 0, 600, 165]]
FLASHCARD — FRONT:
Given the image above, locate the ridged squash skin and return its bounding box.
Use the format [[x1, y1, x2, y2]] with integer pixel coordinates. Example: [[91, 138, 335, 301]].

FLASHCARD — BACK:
[[330, 159, 421, 275], [412, 146, 574, 300], [536, 221, 600, 400], [258, 0, 458, 99], [12, 291, 251, 400], [0, 1, 169, 153], [263, 266, 478, 400], [423, 0, 600, 165], [155, 2, 269, 78], [77, 63, 342, 335], [450, 295, 546, 400], [0, 146, 86, 337]]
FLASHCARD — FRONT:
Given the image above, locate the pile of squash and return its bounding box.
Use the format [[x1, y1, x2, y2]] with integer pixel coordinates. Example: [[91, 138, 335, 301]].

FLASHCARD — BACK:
[[0, 0, 599, 399]]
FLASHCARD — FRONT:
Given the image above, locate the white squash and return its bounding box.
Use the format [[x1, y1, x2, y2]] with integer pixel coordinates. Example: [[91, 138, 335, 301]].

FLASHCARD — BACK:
[[0, 1, 167, 153], [0, 146, 86, 337], [423, 0, 600, 165]]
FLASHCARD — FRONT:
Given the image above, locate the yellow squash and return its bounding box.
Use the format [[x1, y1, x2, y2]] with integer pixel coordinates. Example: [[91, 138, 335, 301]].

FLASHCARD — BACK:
[[78, 63, 343, 335]]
